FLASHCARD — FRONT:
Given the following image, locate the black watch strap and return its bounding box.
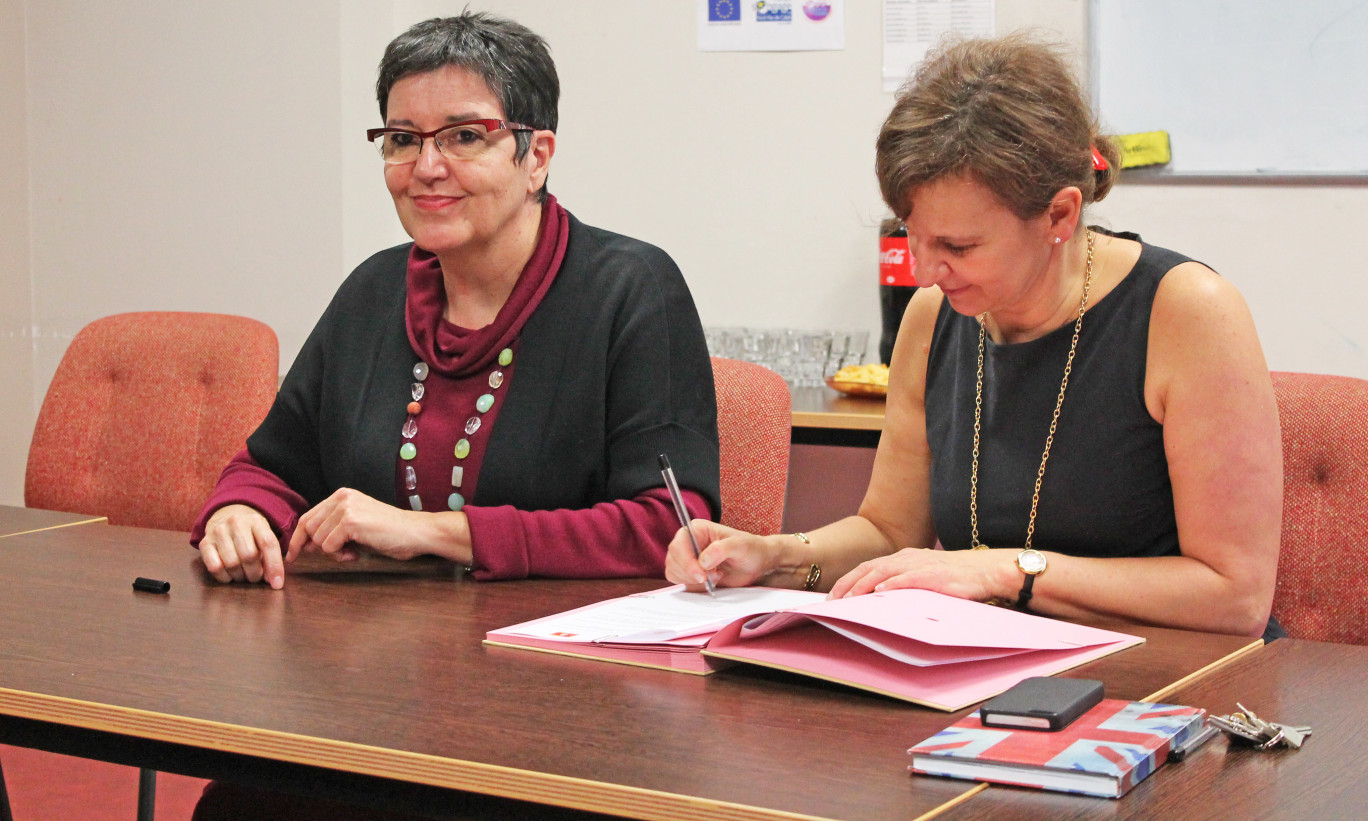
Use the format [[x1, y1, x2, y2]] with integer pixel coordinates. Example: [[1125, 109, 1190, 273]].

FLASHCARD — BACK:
[[1014, 573, 1036, 611]]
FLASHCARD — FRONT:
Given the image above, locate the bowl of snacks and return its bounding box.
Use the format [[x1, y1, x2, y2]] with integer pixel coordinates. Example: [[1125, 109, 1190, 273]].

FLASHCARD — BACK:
[[826, 363, 890, 397]]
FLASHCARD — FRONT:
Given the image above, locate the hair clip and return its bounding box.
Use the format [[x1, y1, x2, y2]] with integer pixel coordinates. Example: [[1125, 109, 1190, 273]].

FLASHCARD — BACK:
[[1091, 146, 1109, 171]]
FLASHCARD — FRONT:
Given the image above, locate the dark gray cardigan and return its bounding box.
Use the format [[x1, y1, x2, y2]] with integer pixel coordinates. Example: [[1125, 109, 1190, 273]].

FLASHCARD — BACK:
[[247, 212, 722, 520]]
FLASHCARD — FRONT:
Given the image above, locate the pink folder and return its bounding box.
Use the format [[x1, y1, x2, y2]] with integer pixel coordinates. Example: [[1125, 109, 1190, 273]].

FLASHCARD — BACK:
[[486, 587, 1143, 707], [702, 589, 1144, 710]]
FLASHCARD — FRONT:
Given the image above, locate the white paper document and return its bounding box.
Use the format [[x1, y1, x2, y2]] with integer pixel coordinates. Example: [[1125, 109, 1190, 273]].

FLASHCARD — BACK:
[[698, 0, 845, 52], [502, 585, 824, 644], [883, 0, 994, 91]]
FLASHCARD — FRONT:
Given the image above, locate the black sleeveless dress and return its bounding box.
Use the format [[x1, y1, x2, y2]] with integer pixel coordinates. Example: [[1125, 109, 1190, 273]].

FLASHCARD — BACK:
[[924, 228, 1284, 640]]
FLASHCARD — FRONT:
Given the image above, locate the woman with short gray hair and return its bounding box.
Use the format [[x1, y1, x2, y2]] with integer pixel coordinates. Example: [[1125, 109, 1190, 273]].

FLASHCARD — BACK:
[[193, 13, 719, 603]]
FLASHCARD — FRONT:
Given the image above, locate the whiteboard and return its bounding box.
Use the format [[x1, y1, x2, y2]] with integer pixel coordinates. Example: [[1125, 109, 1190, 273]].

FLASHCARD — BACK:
[[1090, 0, 1368, 177]]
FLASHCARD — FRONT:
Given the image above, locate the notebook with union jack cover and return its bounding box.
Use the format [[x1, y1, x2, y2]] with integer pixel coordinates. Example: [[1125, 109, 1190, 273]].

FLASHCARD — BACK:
[[909, 699, 1206, 798]]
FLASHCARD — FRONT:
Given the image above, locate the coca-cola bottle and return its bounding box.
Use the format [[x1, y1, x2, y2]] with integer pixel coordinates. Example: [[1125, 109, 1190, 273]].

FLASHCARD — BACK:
[[878, 218, 917, 365]]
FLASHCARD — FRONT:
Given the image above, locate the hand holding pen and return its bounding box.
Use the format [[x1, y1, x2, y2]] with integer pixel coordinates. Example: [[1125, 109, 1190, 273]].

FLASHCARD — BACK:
[[659, 454, 715, 596]]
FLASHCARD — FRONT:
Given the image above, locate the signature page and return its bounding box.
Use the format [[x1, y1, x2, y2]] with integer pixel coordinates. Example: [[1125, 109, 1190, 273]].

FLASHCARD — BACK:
[[495, 585, 824, 645]]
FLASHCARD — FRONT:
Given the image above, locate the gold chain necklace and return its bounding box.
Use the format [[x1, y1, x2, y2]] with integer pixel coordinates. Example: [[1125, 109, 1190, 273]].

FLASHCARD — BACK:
[[970, 229, 1095, 552]]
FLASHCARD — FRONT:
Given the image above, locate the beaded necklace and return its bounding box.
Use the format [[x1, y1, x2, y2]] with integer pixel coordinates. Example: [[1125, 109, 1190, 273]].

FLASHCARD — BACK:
[[398, 347, 513, 512]]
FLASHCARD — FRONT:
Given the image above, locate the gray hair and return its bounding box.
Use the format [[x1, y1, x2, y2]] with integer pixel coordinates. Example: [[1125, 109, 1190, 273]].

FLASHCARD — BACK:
[[377, 13, 559, 197]]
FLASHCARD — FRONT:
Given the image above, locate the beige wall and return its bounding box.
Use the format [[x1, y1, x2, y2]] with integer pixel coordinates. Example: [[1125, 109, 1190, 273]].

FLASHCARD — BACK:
[[24, 1, 344, 385], [3, 0, 1365, 505], [1, 0, 32, 505], [0, 1, 345, 504], [1092, 185, 1368, 379]]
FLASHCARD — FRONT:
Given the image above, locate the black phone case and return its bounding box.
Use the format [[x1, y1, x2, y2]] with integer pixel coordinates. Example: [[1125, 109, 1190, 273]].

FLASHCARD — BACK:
[[979, 677, 1104, 732]]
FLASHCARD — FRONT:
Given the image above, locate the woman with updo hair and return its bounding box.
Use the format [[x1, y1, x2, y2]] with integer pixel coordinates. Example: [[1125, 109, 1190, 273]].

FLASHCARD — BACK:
[[668, 33, 1284, 640]]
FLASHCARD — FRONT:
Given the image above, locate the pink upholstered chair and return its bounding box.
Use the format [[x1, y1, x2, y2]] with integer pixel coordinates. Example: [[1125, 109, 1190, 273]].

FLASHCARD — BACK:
[[1270, 371, 1368, 645], [711, 356, 791, 535], [25, 311, 278, 530], [8, 311, 277, 820]]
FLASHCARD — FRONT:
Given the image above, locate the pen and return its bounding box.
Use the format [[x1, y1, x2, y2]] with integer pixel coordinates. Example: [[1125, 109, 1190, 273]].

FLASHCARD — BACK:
[[1168, 721, 1219, 761], [659, 453, 715, 596]]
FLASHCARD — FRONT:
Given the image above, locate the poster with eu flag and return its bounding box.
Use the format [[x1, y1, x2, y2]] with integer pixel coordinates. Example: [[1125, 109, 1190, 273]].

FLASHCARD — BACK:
[[698, 0, 845, 51]]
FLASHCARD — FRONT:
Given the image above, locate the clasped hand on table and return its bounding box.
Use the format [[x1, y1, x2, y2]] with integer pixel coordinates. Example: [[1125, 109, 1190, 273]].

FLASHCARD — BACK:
[[198, 488, 470, 589]]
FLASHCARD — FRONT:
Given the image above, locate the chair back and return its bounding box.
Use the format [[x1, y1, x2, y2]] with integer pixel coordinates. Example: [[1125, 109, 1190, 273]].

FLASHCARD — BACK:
[[711, 357, 791, 535], [1270, 371, 1368, 645], [25, 312, 278, 531]]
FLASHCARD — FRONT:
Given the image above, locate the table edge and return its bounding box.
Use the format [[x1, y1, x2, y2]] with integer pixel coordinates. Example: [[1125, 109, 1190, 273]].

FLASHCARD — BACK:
[[790, 411, 885, 431], [1142, 637, 1264, 703], [0, 516, 108, 538], [915, 783, 989, 820], [0, 685, 977, 821]]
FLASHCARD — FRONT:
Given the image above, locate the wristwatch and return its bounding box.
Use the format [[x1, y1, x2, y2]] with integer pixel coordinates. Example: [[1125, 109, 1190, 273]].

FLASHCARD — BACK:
[[1014, 548, 1047, 611]]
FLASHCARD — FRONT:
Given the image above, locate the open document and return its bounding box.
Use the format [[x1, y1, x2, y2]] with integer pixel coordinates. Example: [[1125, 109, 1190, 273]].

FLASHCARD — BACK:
[[486, 586, 1143, 708], [484, 585, 824, 674]]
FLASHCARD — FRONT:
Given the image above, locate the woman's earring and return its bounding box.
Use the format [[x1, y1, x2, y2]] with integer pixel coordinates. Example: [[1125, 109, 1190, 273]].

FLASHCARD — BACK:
[[1053, 237, 1062, 244]]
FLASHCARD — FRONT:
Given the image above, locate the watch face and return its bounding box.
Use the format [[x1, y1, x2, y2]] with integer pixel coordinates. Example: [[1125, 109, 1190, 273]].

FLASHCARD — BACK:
[[1018, 549, 1047, 574]]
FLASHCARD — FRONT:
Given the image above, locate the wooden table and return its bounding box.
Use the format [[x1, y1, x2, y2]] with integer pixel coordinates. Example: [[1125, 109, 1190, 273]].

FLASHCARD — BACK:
[[789, 386, 884, 448], [0, 504, 105, 538], [932, 639, 1368, 820], [0, 524, 1261, 820]]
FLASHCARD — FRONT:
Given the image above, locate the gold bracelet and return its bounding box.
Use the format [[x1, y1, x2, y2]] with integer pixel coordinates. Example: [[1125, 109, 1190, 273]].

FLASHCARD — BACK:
[[802, 562, 822, 591], [789, 533, 819, 590]]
